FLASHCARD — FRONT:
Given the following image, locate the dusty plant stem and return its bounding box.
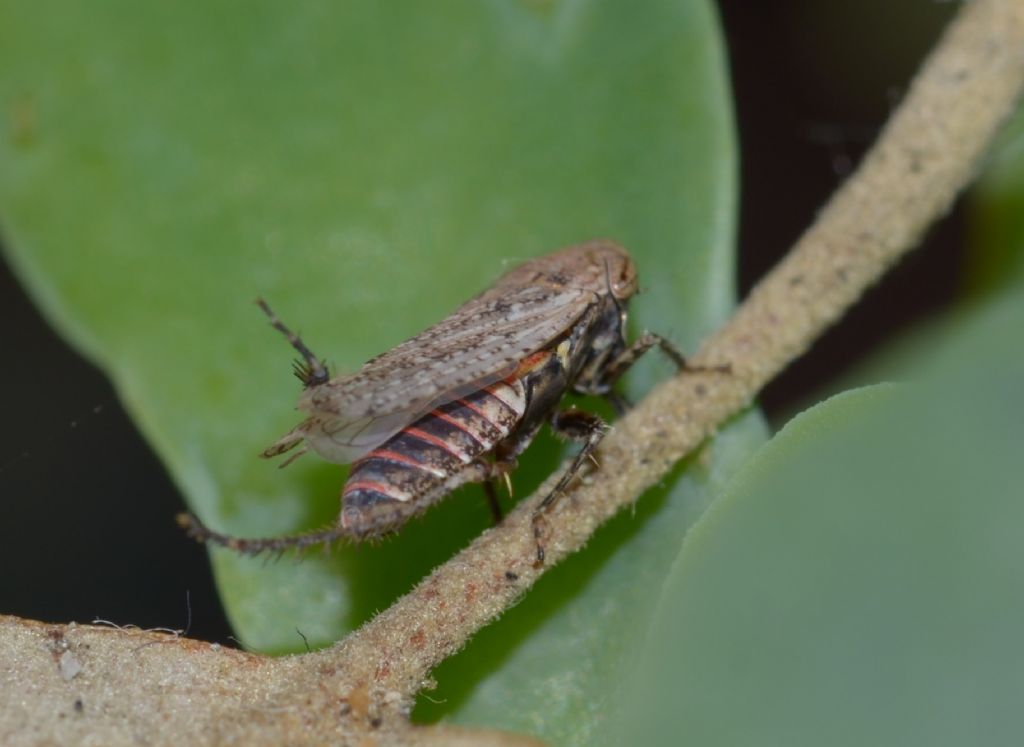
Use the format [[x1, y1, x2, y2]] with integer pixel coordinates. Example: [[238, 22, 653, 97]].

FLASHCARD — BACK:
[[303, 0, 1024, 710]]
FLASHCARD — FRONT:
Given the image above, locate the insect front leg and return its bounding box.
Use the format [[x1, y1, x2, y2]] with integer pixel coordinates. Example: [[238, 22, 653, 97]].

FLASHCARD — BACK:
[[602, 332, 684, 383], [600, 332, 730, 394], [533, 408, 609, 564]]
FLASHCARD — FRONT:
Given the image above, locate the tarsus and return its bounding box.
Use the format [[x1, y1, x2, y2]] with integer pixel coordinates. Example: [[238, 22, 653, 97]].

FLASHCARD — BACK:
[[255, 298, 329, 388]]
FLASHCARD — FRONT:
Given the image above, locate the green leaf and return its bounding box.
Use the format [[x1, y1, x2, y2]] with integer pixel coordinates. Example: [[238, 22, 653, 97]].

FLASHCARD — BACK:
[[615, 290, 1024, 745], [967, 108, 1024, 296], [0, 1, 754, 740]]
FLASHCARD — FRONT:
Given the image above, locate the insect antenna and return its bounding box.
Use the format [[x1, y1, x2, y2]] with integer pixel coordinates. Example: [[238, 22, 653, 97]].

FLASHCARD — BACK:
[[176, 512, 350, 556], [255, 298, 329, 388]]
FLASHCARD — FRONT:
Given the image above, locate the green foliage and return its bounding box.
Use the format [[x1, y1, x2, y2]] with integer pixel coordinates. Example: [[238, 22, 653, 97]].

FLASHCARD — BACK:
[[612, 291, 1024, 745], [968, 110, 1024, 295], [0, 2, 762, 743], [6, 2, 1021, 744]]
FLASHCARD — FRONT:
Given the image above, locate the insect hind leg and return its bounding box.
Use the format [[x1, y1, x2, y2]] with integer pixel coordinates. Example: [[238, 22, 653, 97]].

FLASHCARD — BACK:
[[482, 480, 504, 523], [533, 408, 608, 564], [481, 455, 518, 524], [176, 512, 350, 555], [255, 298, 329, 388]]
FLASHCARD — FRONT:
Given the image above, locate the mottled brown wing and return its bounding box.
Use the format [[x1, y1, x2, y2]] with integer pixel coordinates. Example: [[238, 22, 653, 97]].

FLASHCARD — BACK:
[[287, 284, 594, 464]]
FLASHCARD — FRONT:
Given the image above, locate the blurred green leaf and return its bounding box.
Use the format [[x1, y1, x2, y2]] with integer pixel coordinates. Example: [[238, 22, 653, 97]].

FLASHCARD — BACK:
[[967, 108, 1024, 296], [615, 291, 1024, 745], [0, 1, 754, 740]]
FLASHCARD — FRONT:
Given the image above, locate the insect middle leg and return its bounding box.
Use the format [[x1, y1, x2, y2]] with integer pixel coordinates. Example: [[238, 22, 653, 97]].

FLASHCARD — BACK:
[[533, 408, 609, 563], [540, 409, 609, 509]]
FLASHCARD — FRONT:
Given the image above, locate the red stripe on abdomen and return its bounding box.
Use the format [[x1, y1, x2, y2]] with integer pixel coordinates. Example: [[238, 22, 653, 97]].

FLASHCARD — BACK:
[[342, 376, 529, 515], [404, 426, 472, 463]]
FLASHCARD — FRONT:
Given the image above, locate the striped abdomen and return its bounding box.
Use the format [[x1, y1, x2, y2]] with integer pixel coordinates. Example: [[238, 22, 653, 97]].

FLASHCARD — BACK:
[[339, 376, 527, 537]]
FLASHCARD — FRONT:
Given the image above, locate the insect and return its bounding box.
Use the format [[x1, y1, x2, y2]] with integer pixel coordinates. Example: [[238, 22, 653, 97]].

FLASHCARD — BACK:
[[180, 240, 706, 561]]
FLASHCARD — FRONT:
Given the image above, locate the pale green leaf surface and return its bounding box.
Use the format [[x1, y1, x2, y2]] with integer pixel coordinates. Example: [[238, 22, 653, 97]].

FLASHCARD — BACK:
[[614, 291, 1024, 745], [0, 2, 759, 740]]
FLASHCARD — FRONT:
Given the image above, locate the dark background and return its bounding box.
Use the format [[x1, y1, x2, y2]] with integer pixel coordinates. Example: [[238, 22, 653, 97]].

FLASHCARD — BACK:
[[0, 2, 961, 645]]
